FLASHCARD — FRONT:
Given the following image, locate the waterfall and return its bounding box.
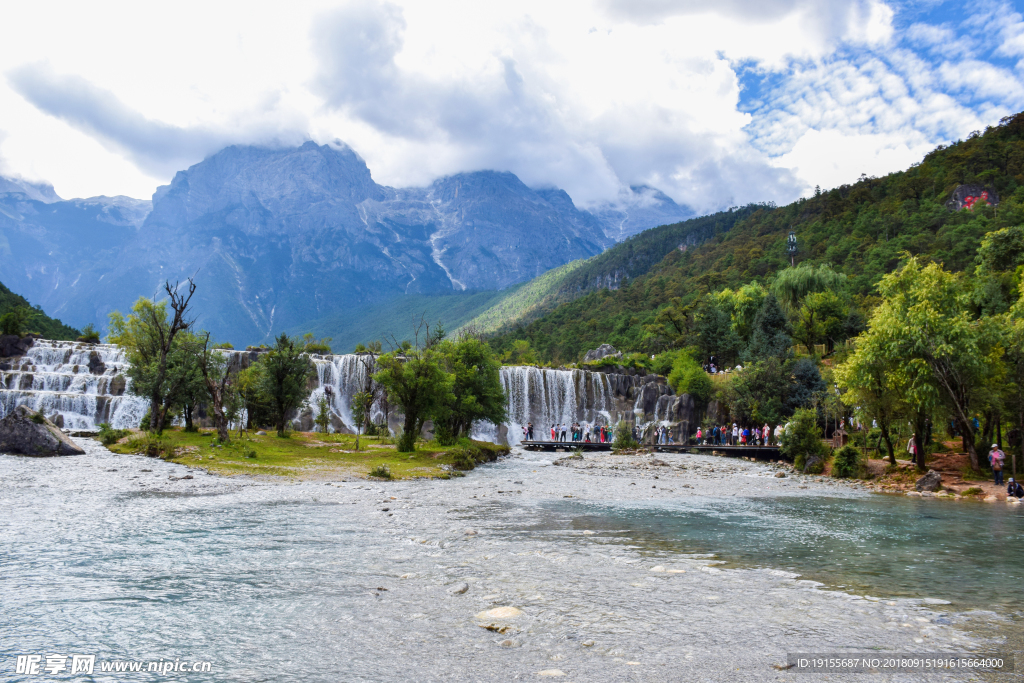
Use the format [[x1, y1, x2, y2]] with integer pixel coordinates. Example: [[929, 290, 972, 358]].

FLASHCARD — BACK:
[[1, 340, 651, 445], [0, 340, 148, 430], [489, 366, 629, 446], [306, 353, 386, 431]]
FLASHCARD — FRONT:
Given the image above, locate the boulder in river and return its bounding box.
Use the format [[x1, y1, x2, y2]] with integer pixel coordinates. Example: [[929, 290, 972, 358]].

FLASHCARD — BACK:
[[0, 405, 85, 456], [915, 469, 942, 492]]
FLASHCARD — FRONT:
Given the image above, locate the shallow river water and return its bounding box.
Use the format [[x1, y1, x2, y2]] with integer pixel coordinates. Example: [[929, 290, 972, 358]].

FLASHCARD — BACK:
[[2, 441, 1020, 682]]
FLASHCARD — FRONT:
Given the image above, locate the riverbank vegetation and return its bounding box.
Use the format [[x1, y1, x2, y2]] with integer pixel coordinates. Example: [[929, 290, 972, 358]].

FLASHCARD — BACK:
[[105, 427, 509, 480], [105, 285, 510, 459], [484, 112, 1024, 476]]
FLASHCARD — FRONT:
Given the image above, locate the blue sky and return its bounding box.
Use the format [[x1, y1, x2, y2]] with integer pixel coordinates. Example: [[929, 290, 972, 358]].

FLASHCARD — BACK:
[[0, 0, 1021, 213]]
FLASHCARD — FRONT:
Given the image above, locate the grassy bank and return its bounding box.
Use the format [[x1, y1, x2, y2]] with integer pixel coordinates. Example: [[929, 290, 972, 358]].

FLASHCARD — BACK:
[[106, 428, 510, 480]]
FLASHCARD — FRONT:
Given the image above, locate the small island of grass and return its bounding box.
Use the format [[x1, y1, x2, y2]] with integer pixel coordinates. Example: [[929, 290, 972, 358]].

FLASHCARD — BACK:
[[106, 428, 509, 481]]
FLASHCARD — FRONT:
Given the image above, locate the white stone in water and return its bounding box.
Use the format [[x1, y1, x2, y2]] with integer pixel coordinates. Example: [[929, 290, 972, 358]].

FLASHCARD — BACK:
[[537, 670, 565, 677], [448, 582, 469, 594], [476, 606, 522, 620], [400, 573, 416, 579], [583, 530, 595, 535], [649, 565, 666, 572]]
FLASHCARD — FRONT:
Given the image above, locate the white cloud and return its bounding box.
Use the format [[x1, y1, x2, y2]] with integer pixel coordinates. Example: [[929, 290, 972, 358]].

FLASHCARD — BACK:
[[0, 0, 1016, 212], [774, 127, 933, 192]]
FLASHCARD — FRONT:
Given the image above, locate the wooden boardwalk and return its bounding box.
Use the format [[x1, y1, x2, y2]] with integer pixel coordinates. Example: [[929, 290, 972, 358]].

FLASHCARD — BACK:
[[520, 440, 783, 459]]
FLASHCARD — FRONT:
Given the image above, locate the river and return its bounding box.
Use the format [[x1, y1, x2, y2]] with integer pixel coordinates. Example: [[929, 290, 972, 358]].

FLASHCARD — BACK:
[[2, 441, 1019, 681]]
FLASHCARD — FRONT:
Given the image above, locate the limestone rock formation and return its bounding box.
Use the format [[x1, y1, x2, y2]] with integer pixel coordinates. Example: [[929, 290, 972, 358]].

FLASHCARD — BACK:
[[0, 405, 85, 456], [583, 344, 622, 362], [0, 334, 36, 359]]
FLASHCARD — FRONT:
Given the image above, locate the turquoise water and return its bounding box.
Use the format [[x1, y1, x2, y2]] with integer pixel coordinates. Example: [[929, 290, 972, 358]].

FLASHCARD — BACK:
[[3, 443, 1021, 681], [552, 494, 1024, 608]]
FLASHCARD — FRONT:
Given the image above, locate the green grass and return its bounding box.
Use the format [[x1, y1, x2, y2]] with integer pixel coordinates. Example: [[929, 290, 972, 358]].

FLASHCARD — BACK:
[[106, 427, 510, 480]]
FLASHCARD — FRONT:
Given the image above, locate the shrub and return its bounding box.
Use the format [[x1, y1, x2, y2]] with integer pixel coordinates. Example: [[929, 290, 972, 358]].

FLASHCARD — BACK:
[[451, 451, 476, 470], [369, 464, 393, 480], [30, 412, 46, 425], [831, 445, 865, 478], [612, 422, 638, 450], [780, 408, 828, 470], [124, 433, 167, 457], [397, 429, 416, 453], [76, 324, 101, 344], [962, 487, 984, 496], [667, 352, 712, 407], [97, 423, 130, 446]]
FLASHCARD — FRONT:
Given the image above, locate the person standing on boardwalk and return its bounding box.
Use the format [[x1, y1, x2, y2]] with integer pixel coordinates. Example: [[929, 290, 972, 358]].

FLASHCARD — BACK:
[[731, 424, 738, 446], [990, 444, 1006, 486]]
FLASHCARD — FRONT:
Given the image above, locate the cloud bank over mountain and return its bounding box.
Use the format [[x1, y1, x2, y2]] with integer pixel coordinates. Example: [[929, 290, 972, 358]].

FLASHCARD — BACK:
[[0, 0, 1021, 212]]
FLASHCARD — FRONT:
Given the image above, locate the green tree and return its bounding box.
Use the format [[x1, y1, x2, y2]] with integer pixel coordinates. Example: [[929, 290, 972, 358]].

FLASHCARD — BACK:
[[835, 348, 906, 465], [793, 290, 849, 352], [780, 408, 828, 471], [500, 339, 538, 365], [0, 306, 31, 336], [373, 348, 454, 452], [77, 323, 101, 343], [256, 333, 316, 437], [731, 357, 790, 425], [301, 333, 333, 354], [107, 280, 197, 433], [434, 335, 507, 444], [771, 263, 847, 311], [858, 257, 1000, 470], [691, 294, 743, 366], [235, 363, 265, 434], [314, 394, 331, 434], [744, 293, 792, 362], [173, 332, 208, 432], [667, 352, 713, 409], [197, 334, 236, 441], [715, 282, 767, 342], [351, 390, 374, 451]]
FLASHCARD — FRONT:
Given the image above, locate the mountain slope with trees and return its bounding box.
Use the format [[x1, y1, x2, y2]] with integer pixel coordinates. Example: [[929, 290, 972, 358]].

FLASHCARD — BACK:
[[0, 280, 80, 341], [488, 112, 1024, 364]]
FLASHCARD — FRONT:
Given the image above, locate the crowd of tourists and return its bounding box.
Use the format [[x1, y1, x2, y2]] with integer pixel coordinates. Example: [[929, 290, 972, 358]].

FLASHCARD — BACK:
[[520, 422, 613, 443], [690, 423, 785, 447]]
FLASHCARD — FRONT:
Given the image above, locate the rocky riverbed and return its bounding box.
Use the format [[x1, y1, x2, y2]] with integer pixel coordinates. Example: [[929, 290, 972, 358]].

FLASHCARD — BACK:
[[1, 440, 1016, 681]]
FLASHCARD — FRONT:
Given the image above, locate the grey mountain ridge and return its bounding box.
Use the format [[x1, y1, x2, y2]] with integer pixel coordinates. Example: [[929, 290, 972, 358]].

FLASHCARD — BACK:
[[0, 141, 689, 345]]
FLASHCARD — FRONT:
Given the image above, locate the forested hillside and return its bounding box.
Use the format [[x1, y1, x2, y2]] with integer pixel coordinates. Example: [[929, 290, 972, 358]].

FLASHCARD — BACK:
[[489, 112, 1024, 364], [0, 281, 80, 340]]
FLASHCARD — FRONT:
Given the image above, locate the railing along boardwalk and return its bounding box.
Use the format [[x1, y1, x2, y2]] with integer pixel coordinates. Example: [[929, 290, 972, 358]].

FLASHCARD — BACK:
[[520, 440, 784, 459]]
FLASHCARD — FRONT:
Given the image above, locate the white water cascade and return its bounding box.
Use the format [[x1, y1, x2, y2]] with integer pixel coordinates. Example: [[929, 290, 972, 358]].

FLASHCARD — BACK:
[[1, 340, 657, 444], [0, 340, 149, 430], [306, 354, 388, 432], [484, 366, 634, 445]]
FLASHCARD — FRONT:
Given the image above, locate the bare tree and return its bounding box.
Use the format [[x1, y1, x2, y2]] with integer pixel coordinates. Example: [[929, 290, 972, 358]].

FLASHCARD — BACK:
[[146, 279, 196, 433]]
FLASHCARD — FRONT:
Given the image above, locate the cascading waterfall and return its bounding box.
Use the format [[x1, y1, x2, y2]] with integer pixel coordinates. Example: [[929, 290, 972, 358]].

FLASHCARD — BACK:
[[0, 340, 148, 430], [489, 366, 628, 445], [307, 354, 387, 431], [1, 340, 651, 445]]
